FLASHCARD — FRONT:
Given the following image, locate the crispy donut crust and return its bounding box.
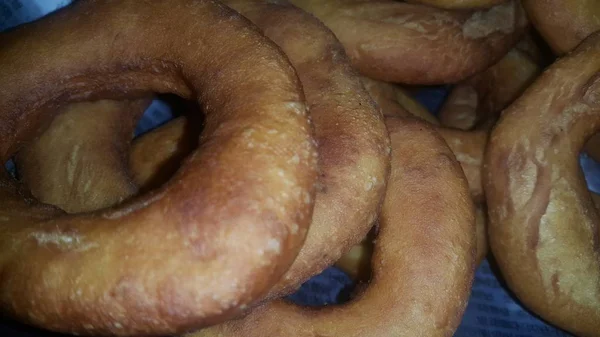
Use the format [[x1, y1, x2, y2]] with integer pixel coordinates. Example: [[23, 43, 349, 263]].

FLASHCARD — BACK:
[[0, 1, 318, 335], [190, 117, 476, 337], [288, 0, 527, 84], [522, 0, 600, 55], [484, 31, 600, 336], [16, 99, 149, 213]]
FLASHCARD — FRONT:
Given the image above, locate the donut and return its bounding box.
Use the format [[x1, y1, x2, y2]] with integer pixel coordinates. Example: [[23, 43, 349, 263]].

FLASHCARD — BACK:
[[134, 0, 388, 300], [190, 116, 476, 337], [15, 99, 149, 213], [0, 0, 319, 335], [522, 0, 600, 55], [484, 31, 600, 336], [288, 0, 528, 84], [405, 0, 508, 10]]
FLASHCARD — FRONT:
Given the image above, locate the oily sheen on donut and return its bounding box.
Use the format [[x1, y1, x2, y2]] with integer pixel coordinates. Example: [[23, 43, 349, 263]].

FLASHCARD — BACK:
[[484, 31, 600, 337], [16, 99, 149, 213], [190, 116, 475, 337], [0, 0, 318, 335], [288, 0, 527, 84]]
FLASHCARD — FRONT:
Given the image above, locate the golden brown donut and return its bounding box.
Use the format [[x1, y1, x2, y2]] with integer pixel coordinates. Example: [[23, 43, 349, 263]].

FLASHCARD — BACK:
[[15, 99, 148, 213], [484, 31, 600, 336], [129, 0, 390, 300], [0, 0, 318, 335], [289, 0, 528, 84], [522, 0, 600, 55], [406, 0, 508, 10], [190, 116, 476, 337]]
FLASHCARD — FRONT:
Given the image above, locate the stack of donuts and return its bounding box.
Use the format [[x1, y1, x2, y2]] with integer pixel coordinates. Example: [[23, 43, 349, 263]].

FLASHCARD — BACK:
[[0, 0, 598, 336]]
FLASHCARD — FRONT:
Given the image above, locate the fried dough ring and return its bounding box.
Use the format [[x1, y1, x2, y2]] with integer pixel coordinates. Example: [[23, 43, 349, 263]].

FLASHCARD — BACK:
[[406, 0, 508, 10], [0, 0, 318, 335], [484, 31, 600, 336], [15, 99, 149, 214], [191, 116, 475, 337], [129, 0, 390, 299], [522, 0, 600, 55], [288, 0, 527, 84]]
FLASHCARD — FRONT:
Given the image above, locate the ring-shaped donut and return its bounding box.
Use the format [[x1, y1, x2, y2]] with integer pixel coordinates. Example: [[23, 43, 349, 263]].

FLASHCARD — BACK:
[[0, 1, 317, 335], [288, 0, 528, 84], [484, 31, 600, 336], [127, 0, 390, 300], [191, 116, 476, 337]]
